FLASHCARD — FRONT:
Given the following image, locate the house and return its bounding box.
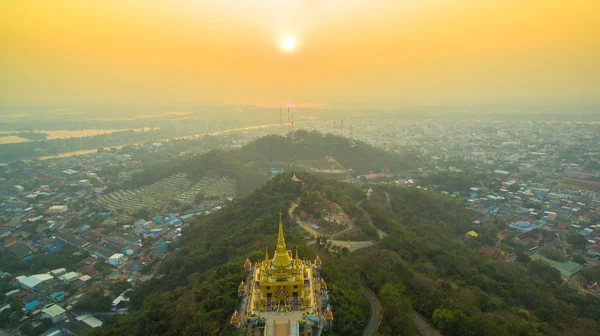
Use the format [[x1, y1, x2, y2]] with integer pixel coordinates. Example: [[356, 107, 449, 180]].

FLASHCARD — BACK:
[[587, 239, 600, 257], [75, 314, 103, 328], [125, 244, 141, 255], [479, 246, 503, 260], [360, 173, 379, 181], [59, 272, 79, 283], [7, 243, 31, 259], [42, 304, 66, 322], [508, 221, 537, 232], [108, 253, 125, 266], [39, 327, 64, 336], [24, 300, 40, 311], [78, 265, 99, 278], [515, 229, 541, 251], [79, 275, 92, 282], [299, 212, 310, 221], [50, 268, 67, 277], [47, 205, 68, 214]]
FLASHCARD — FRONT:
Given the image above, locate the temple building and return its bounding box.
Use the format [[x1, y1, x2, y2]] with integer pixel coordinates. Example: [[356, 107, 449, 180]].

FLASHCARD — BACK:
[[233, 211, 331, 335]]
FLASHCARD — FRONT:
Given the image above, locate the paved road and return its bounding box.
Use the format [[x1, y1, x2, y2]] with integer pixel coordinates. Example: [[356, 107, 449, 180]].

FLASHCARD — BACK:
[[331, 240, 374, 252], [361, 286, 383, 336], [413, 311, 437, 336], [362, 286, 438, 336]]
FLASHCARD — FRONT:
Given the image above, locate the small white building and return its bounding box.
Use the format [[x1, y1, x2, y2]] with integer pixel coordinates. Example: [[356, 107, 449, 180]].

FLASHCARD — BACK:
[[48, 205, 68, 213], [42, 304, 66, 323], [76, 314, 103, 328], [50, 268, 67, 277], [59, 271, 79, 283], [108, 253, 125, 266], [79, 275, 92, 282]]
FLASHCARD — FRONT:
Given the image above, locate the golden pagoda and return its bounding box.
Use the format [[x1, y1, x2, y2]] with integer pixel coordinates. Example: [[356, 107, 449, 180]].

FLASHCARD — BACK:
[[244, 258, 252, 272], [230, 310, 242, 328], [246, 210, 318, 314], [238, 280, 247, 296], [324, 305, 334, 322], [314, 255, 322, 268]]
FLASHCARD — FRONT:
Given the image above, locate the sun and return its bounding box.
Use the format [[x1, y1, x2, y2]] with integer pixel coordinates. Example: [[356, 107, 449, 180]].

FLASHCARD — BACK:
[[280, 36, 297, 53]]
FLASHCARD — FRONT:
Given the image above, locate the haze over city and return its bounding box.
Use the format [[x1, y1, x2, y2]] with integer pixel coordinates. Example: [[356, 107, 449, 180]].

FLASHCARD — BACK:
[[2, 2, 600, 336]]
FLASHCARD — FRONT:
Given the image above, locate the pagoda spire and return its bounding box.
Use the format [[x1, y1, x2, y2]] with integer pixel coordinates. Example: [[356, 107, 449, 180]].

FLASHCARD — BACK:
[[294, 246, 302, 268], [273, 209, 292, 267], [277, 209, 285, 246], [265, 246, 269, 262]]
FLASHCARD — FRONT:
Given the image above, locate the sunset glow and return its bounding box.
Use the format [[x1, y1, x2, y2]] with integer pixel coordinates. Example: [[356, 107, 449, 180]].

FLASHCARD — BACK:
[[280, 36, 297, 53], [1, 0, 599, 108]]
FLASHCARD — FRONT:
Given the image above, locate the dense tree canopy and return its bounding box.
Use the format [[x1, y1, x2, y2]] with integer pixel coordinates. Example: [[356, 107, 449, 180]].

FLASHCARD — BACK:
[[92, 173, 600, 336]]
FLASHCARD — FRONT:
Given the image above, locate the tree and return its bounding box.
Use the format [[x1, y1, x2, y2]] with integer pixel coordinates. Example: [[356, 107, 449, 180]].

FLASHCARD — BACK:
[[74, 291, 112, 313], [566, 234, 588, 250], [507, 184, 520, 192], [516, 251, 531, 264], [573, 255, 587, 265], [378, 284, 416, 335], [542, 248, 566, 262], [582, 265, 600, 282], [432, 309, 471, 336], [528, 260, 561, 284]]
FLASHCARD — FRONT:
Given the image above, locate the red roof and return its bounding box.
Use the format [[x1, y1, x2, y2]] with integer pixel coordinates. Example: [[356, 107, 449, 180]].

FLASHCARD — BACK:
[[479, 246, 501, 259], [86, 257, 100, 264], [10, 291, 27, 299], [562, 177, 600, 188], [363, 173, 379, 180]]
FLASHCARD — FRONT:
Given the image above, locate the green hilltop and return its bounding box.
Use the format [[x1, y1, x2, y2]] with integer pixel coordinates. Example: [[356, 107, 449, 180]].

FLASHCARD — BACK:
[[120, 130, 421, 195]]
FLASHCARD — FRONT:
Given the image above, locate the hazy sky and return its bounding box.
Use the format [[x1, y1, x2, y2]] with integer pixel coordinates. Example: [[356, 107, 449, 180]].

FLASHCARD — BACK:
[[1, 0, 599, 109]]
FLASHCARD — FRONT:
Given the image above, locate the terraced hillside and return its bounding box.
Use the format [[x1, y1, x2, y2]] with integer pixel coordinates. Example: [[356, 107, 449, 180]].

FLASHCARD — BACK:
[[96, 173, 236, 214]]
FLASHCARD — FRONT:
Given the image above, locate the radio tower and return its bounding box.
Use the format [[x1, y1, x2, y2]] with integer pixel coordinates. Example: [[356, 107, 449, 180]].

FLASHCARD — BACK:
[[291, 108, 295, 135]]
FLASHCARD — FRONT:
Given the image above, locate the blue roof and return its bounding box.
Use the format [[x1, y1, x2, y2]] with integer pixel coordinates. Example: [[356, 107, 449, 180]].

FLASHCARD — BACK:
[[24, 301, 39, 310], [509, 221, 537, 232], [50, 292, 64, 300]]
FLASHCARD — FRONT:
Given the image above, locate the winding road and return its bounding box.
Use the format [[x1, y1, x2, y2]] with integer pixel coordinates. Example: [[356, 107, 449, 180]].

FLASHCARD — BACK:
[[292, 195, 437, 336], [361, 286, 383, 336], [361, 286, 438, 336], [413, 311, 438, 336]]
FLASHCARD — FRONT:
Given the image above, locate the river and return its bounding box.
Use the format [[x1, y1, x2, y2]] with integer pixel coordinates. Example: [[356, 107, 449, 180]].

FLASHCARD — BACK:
[[9, 123, 285, 163], [0, 128, 154, 144]]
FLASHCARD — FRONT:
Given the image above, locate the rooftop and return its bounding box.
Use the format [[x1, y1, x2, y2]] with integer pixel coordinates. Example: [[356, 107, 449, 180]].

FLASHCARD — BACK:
[[42, 304, 66, 317], [530, 253, 584, 278]]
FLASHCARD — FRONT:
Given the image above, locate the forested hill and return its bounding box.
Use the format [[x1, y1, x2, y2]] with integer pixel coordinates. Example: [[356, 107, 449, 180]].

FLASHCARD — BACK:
[[122, 130, 421, 193], [92, 173, 600, 336], [237, 130, 421, 173]]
